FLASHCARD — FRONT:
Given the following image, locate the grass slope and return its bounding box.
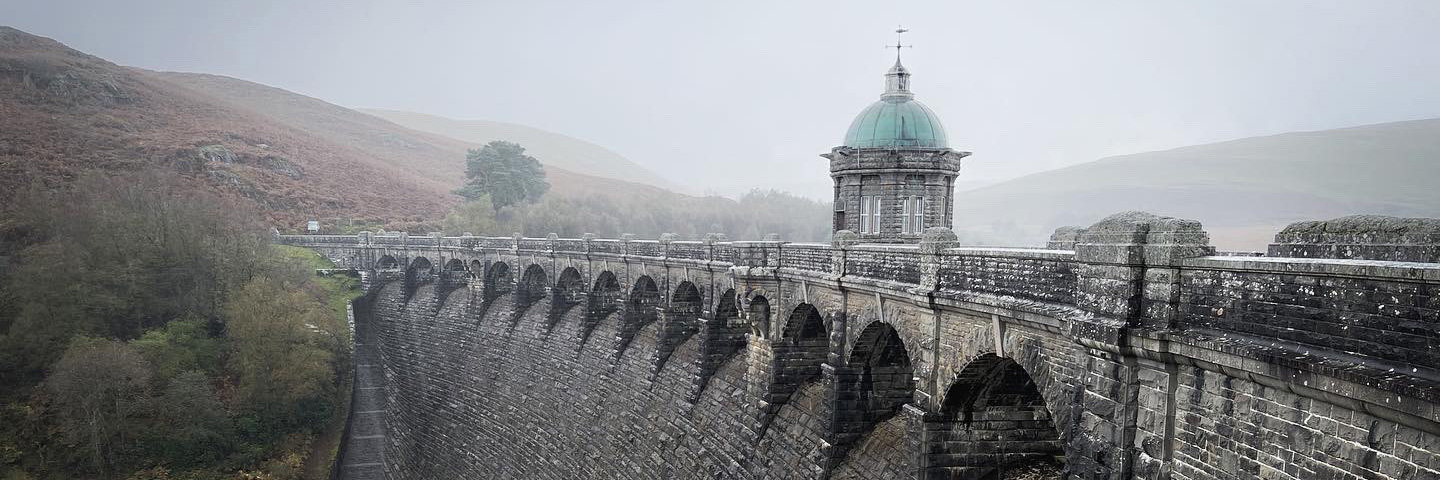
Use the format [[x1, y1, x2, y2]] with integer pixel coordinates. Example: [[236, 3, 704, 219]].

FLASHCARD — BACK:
[[954, 119, 1440, 250]]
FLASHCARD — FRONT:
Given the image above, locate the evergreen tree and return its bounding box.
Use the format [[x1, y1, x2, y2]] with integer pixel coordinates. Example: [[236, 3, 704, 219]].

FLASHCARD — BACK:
[[454, 141, 549, 210]]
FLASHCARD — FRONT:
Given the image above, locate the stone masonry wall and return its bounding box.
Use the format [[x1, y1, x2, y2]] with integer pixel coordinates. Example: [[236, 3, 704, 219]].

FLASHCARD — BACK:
[[369, 279, 855, 479], [281, 215, 1440, 480]]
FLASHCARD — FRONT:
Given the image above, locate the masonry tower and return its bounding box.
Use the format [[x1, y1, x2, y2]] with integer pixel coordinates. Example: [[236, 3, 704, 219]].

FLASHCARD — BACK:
[[825, 29, 968, 243]]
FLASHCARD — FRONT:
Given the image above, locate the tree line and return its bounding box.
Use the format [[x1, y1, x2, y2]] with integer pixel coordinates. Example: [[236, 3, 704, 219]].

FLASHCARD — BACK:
[[443, 141, 833, 242], [0, 172, 354, 479]]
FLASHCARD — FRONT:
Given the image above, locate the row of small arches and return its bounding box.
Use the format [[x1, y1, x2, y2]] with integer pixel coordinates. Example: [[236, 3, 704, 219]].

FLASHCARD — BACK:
[[374, 253, 1065, 476]]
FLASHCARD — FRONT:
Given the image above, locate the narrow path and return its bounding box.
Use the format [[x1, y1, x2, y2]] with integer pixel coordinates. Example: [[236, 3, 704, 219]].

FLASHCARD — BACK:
[[338, 307, 387, 480]]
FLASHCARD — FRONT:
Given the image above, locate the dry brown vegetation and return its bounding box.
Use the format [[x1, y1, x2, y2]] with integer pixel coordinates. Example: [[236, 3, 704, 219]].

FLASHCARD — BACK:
[[0, 26, 683, 232]]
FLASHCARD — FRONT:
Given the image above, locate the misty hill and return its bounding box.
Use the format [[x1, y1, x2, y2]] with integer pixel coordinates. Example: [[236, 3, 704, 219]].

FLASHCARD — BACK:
[[361, 109, 686, 193], [0, 26, 681, 231], [954, 119, 1440, 250]]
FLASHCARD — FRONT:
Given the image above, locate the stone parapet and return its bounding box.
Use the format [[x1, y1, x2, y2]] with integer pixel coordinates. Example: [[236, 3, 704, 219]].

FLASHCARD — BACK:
[[1268, 215, 1440, 262]]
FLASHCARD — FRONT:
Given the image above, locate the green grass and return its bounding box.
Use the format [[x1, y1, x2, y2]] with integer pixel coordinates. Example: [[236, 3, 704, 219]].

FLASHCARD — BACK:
[[274, 245, 361, 327], [273, 245, 361, 479]]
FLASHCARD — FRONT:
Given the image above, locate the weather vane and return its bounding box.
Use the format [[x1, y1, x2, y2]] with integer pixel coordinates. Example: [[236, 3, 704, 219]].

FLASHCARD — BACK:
[[886, 26, 912, 61]]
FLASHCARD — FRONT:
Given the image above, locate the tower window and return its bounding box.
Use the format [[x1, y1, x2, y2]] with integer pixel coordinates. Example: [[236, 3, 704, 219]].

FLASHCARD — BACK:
[[859, 196, 881, 234], [859, 196, 870, 233], [873, 196, 883, 234], [903, 196, 924, 234], [912, 196, 924, 232], [901, 197, 911, 233]]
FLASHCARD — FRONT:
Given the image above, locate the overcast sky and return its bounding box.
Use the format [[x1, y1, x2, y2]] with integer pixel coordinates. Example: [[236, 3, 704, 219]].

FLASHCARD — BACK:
[[7, 0, 1440, 198]]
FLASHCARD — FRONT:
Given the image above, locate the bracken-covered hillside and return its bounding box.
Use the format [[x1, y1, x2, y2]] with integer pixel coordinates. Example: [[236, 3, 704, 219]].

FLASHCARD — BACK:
[[0, 26, 683, 232]]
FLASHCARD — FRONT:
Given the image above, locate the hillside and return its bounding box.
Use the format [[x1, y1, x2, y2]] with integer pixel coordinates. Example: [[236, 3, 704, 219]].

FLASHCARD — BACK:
[[0, 26, 679, 231], [360, 108, 686, 193], [953, 119, 1440, 250]]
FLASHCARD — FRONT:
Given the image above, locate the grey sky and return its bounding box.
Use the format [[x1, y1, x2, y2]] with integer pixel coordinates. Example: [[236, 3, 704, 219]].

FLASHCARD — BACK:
[[7, 0, 1440, 199]]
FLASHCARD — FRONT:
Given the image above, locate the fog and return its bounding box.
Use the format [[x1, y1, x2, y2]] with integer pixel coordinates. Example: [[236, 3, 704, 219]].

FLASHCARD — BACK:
[[6, 0, 1440, 199]]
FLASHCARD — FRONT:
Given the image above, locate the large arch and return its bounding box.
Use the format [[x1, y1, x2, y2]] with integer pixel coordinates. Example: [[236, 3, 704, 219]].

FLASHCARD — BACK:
[[929, 353, 1064, 479], [834, 322, 915, 449], [546, 267, 586, 332], [748, 295, 772, 339], [693, 288, 746, 400], [582, 271, 623, 345], [654, 281, 703, 374], [484, 261, 513, 302], [517, 264, 549, 306], [376, 254, 399, 270], [615, 275, 661, 358], [555, 267, 585, 305], [766, 303, 829, 407], [404, 256, 434, 299], [443, 258, 465, 271]]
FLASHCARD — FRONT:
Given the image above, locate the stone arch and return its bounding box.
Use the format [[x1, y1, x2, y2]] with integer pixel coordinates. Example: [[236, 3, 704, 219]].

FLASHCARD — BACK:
[[554, 267, 585, 305], [748, 295, 772, 339], [766, 303, 829, 407], [404, 256, 434, 299], [517, 264, 549, 305], [614, 275, 662, 359], [376, 254, 399, 270], [654, 281, 703, 374], [484, 261, 513, 302], [694, 288, 746, 399], [546, 266, 586, 332], [433, 258, 470, 304], [581, 271, 623, 345], [468, 260, 482, 278], [833, 322, 915, 451], [929, 353, 1064, 479]]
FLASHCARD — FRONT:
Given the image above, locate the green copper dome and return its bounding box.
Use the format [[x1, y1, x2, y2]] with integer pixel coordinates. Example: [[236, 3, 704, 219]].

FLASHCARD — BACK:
[[843, 98, 948, 148], [842, 57, 948, 149]]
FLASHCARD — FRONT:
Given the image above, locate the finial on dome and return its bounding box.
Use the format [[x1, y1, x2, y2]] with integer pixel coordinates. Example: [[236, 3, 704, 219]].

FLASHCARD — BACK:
[[887, 26, 912, 64], [883, 27, 914, 100]]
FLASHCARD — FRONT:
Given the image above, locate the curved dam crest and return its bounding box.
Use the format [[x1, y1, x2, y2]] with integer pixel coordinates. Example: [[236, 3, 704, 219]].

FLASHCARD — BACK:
[[301, 213, 1440, 480]]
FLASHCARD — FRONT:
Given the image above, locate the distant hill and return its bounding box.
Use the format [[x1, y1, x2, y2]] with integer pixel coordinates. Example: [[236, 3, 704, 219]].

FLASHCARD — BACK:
[[954, 119, 1440, 250], [360, 109, 686, 193], [0, 26, 680, 231]]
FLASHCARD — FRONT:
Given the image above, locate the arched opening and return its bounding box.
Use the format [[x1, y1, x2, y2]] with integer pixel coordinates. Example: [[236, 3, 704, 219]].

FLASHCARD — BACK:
[[469, 260, 483, 280], [484, 261, 512, 301], [443, 258, 465, 271], [748, 295, 771, 339], [546, 267, 586, 331], [615, 275, 661, 357], [376, 255, 399, 270], [694, 288, 746, 399], [655, 281, 703, 372], [582, 271, 623, 344], [554, 267, 585, 306], [766, 303, 828, 407], [404, 257, 434, 299], [930, 354, 1062, 479], [517, 264, 549, 306], [835, 322, 914, 448], [709, 289, 745, 355]]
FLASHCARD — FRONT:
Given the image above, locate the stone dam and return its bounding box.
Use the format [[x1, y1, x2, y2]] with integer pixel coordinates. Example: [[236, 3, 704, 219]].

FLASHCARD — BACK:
[[283, 213, 1440, 480]]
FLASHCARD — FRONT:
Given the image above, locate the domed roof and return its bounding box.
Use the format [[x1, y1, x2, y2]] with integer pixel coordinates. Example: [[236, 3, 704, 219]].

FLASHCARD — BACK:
[[843, 97, 948, 149], [841, 57, 948, 149]]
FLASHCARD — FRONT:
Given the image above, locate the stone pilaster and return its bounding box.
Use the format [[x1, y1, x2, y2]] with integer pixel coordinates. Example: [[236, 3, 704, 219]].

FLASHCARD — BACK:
[[916, 227, 957, 292], [831, 230, 858, 276], [1070, 211, 1213, 480]]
